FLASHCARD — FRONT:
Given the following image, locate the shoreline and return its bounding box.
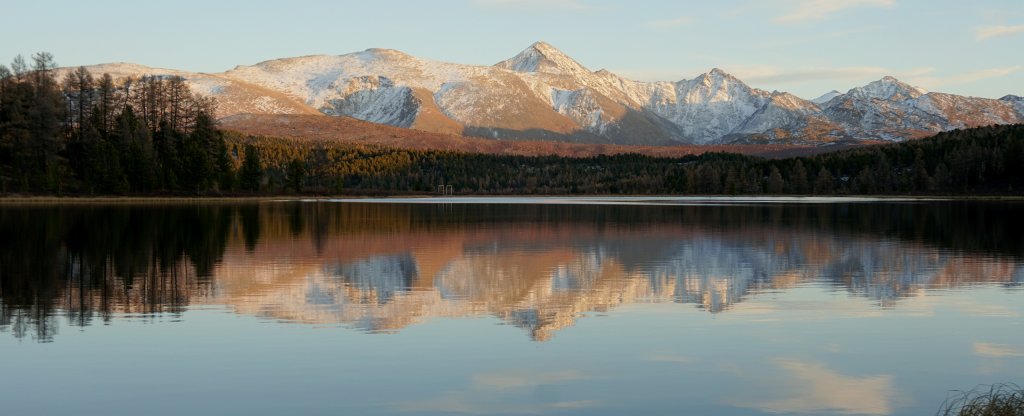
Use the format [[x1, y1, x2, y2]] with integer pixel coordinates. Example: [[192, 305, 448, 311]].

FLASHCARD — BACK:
[[2, 194, 1023, 204]]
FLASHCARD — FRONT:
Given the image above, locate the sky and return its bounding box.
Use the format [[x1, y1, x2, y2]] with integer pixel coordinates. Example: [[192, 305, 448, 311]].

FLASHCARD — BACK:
[[1, 0, 1021, 99]]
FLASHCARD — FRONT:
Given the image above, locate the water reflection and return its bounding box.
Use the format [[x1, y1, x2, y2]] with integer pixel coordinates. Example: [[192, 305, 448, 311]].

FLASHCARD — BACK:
[[740, 359, 897, 415], [1, 201, 1022, 342]]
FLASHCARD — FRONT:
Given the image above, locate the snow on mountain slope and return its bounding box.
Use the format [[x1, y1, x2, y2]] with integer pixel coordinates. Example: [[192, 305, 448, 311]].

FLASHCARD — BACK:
[[812, 90, 843, 104], [58, 43, 1024, 146], [223, 48, 595, 141], [494, 41, 592, 78], [1001, 95, 1024, 116], [645, 69, 764, 143], [52, 63, 320, 118], [823, 77, 1022, 141], [222, 43, 682, 144], [641, 69, 834, 144], [850, 76, 926, 101]]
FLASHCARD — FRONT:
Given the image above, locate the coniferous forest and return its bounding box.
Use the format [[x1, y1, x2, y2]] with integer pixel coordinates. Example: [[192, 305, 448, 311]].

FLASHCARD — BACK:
[[0, 53, 226, 194], [2, 53, 1023, 196]]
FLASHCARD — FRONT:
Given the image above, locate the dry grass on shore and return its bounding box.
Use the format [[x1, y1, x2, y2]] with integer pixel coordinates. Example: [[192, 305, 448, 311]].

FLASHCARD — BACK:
[[938, 384, 1024, 416]]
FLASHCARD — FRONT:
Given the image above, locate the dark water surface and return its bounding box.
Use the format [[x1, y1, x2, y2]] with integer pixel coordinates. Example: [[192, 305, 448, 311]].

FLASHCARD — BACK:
[[1, 198, 1023, 415]]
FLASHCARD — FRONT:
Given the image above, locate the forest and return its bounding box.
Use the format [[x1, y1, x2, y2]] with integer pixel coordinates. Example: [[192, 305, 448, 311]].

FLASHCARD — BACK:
[[0, 53, 228, 194], [2, 52, 1023, 196], [228, 123, 1024, 195]]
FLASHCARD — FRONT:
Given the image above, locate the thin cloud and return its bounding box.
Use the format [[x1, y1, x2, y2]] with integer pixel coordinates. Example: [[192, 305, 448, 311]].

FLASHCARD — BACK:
[[471, 0, 591, 11], [911, 66, 1024, 89], [473, 369, 593, 391], [756, 26, 882, 48], [954, 66, 1024, 83], [396, 392, 601, 414], [741, 66, 893, 84], [648, 354, 693, 364], [732, 65, 935, 85], [396, 369, 601, 414], [739, 358, 897, 415], [975, 25, 1024, 40], [974, 342, 1024, 358], [647, 16, 695, 29], [774, 0, 896, 24]]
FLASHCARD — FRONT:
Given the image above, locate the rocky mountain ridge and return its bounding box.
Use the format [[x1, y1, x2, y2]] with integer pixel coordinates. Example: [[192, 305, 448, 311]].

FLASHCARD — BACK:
[[58, 42, 1024, 145]]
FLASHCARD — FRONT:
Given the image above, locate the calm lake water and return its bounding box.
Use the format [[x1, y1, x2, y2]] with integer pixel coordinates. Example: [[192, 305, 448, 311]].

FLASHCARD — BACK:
[[1, 198, 1023, 415]]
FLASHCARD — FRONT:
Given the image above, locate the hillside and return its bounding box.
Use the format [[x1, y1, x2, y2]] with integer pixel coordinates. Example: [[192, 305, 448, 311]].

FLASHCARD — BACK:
[[218, 113, 823, 158]]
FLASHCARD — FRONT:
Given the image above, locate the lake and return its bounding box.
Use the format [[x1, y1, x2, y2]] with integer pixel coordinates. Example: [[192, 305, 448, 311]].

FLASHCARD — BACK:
[[1, 198, 1022, 415]]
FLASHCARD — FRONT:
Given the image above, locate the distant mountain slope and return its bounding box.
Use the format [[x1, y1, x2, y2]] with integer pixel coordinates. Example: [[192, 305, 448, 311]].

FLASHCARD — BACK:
[[51, 63, 322, 117], [820, 77, 1022, 141], [60, 42, 1024, 146], [218, 113, 819, 158]]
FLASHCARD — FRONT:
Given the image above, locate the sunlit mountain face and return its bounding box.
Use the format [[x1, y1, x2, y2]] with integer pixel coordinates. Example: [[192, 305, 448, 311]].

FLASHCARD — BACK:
[[3, 201, 1021, 343]]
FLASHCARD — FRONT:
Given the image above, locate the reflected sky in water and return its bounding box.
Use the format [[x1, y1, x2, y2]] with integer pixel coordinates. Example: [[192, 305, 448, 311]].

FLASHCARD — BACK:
[[1, 200, 1023, 415]]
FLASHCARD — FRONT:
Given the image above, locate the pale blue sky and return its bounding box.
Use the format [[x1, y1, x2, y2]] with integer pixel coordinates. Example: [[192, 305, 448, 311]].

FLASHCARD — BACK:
[[1, 0, 1021, 99]]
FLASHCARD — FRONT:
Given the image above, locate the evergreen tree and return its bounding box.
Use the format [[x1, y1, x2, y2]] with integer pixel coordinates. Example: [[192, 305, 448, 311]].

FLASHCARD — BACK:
[[239, 144, 262, 192], [179, 112, 217, 193], [116, 106, 156, 192], [767, 166, 784, 194], [814, 166, 833, 195], [790, 160, 809, 194], [286, 158, 305, 193], [913, 148, 931, 191]]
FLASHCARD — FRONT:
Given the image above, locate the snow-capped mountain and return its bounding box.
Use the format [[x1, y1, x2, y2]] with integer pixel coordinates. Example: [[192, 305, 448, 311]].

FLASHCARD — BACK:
[[822, 76, 1022, 141], [1002, 95, 1024, 115], [51, 63, 322, 118], [812, 90, 843, 104], [59, 42, 1024, 145]]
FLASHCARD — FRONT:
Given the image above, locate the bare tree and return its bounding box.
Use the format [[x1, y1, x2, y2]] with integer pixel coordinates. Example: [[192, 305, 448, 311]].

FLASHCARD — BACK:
[[96, 73, 116, 134]]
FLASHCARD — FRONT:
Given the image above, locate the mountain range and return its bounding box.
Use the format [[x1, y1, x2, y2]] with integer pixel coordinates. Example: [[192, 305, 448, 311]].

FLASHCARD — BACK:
[[60, 42, 1024, 146]]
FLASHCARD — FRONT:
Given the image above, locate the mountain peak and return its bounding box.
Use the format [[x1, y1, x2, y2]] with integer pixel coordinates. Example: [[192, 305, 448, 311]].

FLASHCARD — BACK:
[[698, 68, 742, 82], [495, 41, 590, 76], [529, 40, 557, 52], [689, 68, 746, 88], [875, 76, 922, 90], [811, 90, 843, 104], [850, 76, 926, 101], [361, 48, 415, 60]]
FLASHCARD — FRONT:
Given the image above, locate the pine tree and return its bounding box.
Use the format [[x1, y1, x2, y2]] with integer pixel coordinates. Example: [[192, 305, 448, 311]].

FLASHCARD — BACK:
[[286, 158, 305, 193], [179, 112, 217, 193], [790, 160, 809, 194], [239, 144, 263, 192], [28, 53, 64, 191], [64, 66, 94, 141], [117, 106, 156, 192], [913, 148, 931, 191], [814, 166, 833, 195], [767, 166, 784, 194], [153, 120, 181, 189], [166, 76, 189, 132], [96, 73, 116, 135]]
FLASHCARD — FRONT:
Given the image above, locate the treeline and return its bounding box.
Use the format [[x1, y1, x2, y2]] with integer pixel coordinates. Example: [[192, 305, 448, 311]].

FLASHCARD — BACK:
[[229, 124, 1024, 195], [3, 52, 1023, 196], [0, 52, 229, 194]]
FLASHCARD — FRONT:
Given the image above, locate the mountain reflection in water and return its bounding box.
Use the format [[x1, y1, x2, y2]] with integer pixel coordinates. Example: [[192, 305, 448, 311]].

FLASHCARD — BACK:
[[2, 201, 1022, 342]]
